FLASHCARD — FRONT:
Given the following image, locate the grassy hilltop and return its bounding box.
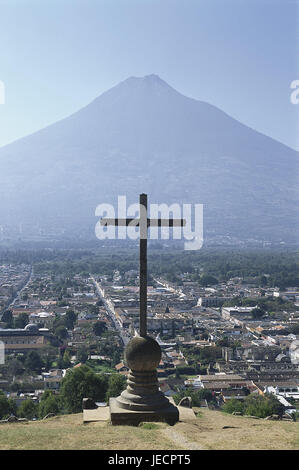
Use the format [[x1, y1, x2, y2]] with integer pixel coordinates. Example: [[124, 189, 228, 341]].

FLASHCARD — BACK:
[[0, 408, 298, 451]]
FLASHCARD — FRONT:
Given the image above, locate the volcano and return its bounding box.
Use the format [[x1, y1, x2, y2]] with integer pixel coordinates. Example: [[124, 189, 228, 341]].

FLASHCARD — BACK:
[[0, 74, 297, 243]]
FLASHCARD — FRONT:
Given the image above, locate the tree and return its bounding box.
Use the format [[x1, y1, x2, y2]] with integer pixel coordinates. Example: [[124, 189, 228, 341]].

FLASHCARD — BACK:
[[198, 346, 222, 362], [111, 350, 121, 367], [62, 350, 72, 368], [173, 388, 216, 407], [44, 349, 57, 371], [14, 313, 29, 329], [0, 390, 17, 419], [24, 351, 44, 373], [6, 358, 25, 376], [251, 307, 265, 319], [222, 398, 244, 415], [1, 309, 13, 328], [216, 337, 231, 347], [199, 274, 218, 287], [290, 324, 299, 335], [77, 346, 88, 364], [54, 325, 68, 340], [39, 391, 61, 418], [259, 275, 268, 287], [18, 399, 38, 420], [60, 365, 108, 413], [105, 374, 126, 402], [244, 394, 283, 418], [89, 304, 99, 316], [65, 310, 77, 330], [93, 321, 107, 337], [7, 398, 17, 416], [222, 394, 284, 418]]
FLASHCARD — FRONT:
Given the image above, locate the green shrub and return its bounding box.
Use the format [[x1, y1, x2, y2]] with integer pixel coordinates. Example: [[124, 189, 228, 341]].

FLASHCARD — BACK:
[[222, 394, 284, 418], [0, 390, 17, 419], [60, 365, 108, 413], [105, 374, 126, 402], [173, 388, 215, 406], [18, 399, 39, 420], [222, 398, 245, 415], [39, 391, 62, 418]]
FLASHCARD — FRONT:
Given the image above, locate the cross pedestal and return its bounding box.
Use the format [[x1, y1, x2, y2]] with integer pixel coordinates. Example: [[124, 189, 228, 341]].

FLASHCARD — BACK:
[[101, 194, 184, 426], [109, 336, 179, 425]]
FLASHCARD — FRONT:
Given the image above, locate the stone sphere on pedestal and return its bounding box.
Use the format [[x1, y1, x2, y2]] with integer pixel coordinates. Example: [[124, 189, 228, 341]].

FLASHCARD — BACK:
[[125, 335, 161, 371], [110, 333, 179, 425]]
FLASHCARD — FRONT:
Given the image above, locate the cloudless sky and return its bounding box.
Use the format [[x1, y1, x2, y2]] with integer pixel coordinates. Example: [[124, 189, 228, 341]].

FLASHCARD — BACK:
[[0, 0, 298, 149]]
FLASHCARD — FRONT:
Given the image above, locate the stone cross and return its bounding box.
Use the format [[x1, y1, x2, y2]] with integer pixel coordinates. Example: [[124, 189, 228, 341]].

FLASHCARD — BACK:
[[100, 193, 186, 337]]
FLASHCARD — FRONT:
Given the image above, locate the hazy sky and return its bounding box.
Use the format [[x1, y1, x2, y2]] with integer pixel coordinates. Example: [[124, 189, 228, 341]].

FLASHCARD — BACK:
[[0, 0, 298, 149]]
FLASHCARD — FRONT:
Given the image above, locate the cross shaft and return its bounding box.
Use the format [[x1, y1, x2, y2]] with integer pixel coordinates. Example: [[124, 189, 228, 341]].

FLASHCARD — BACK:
[[100, 194, 185, 337]]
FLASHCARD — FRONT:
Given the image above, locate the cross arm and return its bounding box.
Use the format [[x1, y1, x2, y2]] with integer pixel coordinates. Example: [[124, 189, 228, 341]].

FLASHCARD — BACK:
[[100, 218, 139, 226], [100, 218, 186, 227], [148, 219, 186, 227]]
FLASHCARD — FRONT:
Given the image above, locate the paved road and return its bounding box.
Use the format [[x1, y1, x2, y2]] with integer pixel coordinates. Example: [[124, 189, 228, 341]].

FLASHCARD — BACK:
[[10, 265, 34, 307], [90, 276, 130, 347], [0, 265, 34, 316], [154, 277, 183, 296]]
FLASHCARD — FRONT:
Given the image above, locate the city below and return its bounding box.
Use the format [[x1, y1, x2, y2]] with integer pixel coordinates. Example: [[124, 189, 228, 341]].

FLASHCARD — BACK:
[[0, 248, 298, 427]]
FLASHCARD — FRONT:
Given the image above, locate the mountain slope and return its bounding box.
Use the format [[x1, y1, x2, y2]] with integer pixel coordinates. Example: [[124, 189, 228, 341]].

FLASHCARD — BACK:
[[0, 74, 297, 242]]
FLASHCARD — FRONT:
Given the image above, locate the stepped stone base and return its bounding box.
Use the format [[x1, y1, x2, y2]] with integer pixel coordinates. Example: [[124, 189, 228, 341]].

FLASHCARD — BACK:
[[109, 397, 179, 426], [82, 398, 194, 425]]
